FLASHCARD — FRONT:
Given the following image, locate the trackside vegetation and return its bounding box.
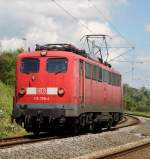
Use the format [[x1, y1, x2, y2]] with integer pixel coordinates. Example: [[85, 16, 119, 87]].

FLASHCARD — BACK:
[[124, 84, 150, 115], [0, 50, 26, 138], [0, 51, 150, 137], [0, 81, 26, 138]]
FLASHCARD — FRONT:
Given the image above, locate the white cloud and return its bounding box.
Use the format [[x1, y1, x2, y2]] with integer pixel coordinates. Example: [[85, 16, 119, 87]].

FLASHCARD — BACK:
[[3, 0, 148, 88], [0, 0, 128, 52], [145, 24, 150, 32], [1, 38, 24, 51], [25, 16, 59, 49]]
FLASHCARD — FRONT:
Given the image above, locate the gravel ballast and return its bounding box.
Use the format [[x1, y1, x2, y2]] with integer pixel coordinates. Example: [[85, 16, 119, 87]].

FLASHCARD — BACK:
[[0, 116, 150, 159]]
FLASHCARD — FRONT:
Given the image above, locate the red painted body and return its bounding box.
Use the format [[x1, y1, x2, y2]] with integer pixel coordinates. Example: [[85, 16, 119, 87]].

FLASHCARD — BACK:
[[15, 51, 122, 112], [13, 48, 123, 133]]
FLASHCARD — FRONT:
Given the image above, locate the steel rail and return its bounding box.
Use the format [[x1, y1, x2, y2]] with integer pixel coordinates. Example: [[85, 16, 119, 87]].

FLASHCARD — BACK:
[[0, 115, 140, 149], [98, 142, 150, 159], [115, 115, 140, 129], [0, 134, 60, 149], [75, 139, 150, 159]]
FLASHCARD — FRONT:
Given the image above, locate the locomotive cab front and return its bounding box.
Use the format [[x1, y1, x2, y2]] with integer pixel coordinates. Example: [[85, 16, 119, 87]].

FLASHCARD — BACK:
[[12, 48, 79, 133]]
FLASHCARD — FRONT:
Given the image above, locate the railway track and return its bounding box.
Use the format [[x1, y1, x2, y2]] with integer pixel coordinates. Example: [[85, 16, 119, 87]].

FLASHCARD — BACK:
[[76, 138, 150, 159], [99, 141, 150, 159], [0, 115, 140, 149], [115, 115, 140, 129], [0, 134, 56, 149]]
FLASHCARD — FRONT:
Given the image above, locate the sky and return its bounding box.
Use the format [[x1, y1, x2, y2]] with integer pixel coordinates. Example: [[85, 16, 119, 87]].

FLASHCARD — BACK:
[[0, 0, 150, 88]]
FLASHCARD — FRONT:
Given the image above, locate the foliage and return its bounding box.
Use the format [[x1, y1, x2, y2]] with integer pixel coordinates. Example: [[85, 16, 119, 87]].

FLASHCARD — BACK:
[[0, 81, 26, 138], [124, 84, 150, 112], [0, 50, 26, 138], [0, 49, 23, 86], [126, 111, 150, 118]]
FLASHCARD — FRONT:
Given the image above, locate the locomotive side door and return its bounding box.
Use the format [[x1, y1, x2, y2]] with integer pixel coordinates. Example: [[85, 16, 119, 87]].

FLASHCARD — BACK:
[[79, 60, 85, 107]]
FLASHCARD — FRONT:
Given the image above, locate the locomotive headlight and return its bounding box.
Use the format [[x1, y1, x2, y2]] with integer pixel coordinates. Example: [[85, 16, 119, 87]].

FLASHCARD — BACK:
[[58, 88, 65, 96], [40, 50, 47, 56], [19, 88, 26, 95]]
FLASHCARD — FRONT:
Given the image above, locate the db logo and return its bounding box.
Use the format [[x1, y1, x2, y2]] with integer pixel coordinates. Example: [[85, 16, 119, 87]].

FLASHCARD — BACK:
[[36, 88, 47, 94]]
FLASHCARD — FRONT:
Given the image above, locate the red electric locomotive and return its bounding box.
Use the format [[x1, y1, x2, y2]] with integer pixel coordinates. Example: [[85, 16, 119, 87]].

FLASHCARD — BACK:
[[12, 36, 123, 134]]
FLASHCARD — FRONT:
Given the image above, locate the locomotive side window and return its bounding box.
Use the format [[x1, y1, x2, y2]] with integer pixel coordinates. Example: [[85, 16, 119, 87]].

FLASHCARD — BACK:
[[92, 65, 97, 80], [46, 58, 67, 73], [112, 73, 117, 86], [110, 73, 112, 85], [116, 74, 121, 86], [111, 73, 121, 86], [108, 72, 111, 84], [119, 75, 121, 86], [103, 70, 109, 83], [85, 63, 91, 79], [98, 67, 102, 82], [21, 58, 39, 73], [111, 73, 115, 85]]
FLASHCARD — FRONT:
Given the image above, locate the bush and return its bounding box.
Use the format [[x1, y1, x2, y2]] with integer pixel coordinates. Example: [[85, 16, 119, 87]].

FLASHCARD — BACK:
[[124, 84, 150, 113], [0, 52, 17, 86], [0, 81, 26, 138]]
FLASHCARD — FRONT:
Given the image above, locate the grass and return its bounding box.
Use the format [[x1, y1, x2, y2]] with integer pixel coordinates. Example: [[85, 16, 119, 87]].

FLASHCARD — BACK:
[[0, 81, 27, 138], [126, 111, 150, 118]]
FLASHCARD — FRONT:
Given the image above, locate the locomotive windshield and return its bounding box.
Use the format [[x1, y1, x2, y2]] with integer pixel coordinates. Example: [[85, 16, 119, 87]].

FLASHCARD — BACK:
[[46, 58, 67, 73], [21, 58, 39, 73]]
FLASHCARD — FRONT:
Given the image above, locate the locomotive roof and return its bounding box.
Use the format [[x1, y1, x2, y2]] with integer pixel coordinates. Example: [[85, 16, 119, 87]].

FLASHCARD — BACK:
[[18, 50, 121, 75], [35, 43, 88, 57], [18, 43, 120, 75]]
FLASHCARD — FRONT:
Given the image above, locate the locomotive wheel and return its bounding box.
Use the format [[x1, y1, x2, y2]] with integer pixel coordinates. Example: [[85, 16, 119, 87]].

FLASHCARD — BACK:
[[32, 120, 41, 136], [94, 123, 102, 132], [89, 124, 93, 132], [72, 118, 79, 134], [89, 122, 96, 133], [112, 121, 118, 126], [33, 130, 40, 136], [24, 115, 31, 131], [33, 122, 40, 135], [98, 126, 102, 132], [72, 125, 79, 134], [107, 119, 112, 130]]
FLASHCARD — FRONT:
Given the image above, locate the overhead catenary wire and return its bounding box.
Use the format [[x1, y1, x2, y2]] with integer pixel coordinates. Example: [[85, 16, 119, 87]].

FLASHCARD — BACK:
[[108, 48, 134, 62], [113, 57, 145, 82], [51, 0, 134, 49], [51, 0, 135, 64], [88, 0, 134, 48], [88, 0, 136, 64], [51, 0, 94, 34], [113, 60, 143, 63]]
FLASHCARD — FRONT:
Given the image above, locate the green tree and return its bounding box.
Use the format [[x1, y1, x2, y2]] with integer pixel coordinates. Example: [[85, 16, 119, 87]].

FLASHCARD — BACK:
[[0, 51, 18, 86], [124, 84, 150, 112]]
